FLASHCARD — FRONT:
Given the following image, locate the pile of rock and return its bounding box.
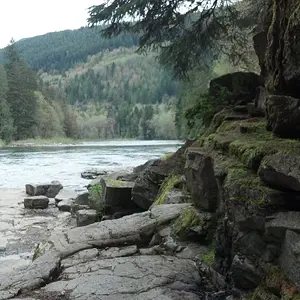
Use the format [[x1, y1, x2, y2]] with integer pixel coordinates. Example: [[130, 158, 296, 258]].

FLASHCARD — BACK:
[[24, 181, 63, 209]]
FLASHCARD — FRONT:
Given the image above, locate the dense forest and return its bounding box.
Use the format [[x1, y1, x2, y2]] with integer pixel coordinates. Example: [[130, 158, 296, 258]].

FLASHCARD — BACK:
[[0, 7, 257, 143]]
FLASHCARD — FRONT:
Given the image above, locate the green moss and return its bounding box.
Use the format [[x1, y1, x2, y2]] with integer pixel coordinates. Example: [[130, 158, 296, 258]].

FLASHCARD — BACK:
[[161, 152, 174, 161], [154, 175, 181, 205], [88, 183, 105, 216], [201, 249, 215, 266], [32, 244, 41, 261], [172, 208, 214, 242], [106, 178, 131, 188], [224, 167, 270, 207]]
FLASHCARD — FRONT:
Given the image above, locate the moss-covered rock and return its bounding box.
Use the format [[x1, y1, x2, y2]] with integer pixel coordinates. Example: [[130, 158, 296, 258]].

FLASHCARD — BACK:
[[153, 175, 182, 206], [172, 207, 215, 243]]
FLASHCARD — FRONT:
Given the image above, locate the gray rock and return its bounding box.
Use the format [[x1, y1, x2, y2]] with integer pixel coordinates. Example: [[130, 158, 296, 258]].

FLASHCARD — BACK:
[[100, 177, 138, 213], [75, 191, 89, 205], [209, 72, 262, 105], [0, 250, 60, 299], [42, 204, 191, 258], [57, 199, 74, 212], [25, 181, 62, 198], [62, 248, 99, 268], [45, 181, 63, 198], [133, 159, 156, 174], [24, 196, 49, 209], [265, 95, 300, 138], [279, 230, 300, 290], [259, 154, 300, 191], [184, 150, 219, 212], [55, 189, 77, 204], [231, 255, 262, 290], [25, 183, 49, 196], [98, 245, 138, 259], [81, 169, 108, 179], [76, 209, 98, 227], [37, 256, 201, 300], [70, 203, 90, 216], [265, 211, 300, 242], [164, 189, 186, 204]]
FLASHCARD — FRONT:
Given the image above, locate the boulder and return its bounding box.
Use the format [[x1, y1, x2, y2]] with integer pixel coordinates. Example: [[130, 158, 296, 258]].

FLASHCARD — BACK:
[[55, 189, 77, 204], [45, 181, 63, 198], [133, 159, 156, 174], [132, 140, 193, 210], [75, 191, 89, 205], [25, 181, 62, 198], [258, 154, 300, 191], [265, 212, 300, 243], [57, 199, 74, 212], [231, 255, 263, 290], [100, 177, 139, 213], [209, 72, 262, 105], [70, 203, 90, 216], [81, 169, 108, 179], [76, 209, 99, 227], [184, 150, 219, 212], [265, 95, 300, 138], [279, 230, 300, 290], [24, 196, 49, 209]]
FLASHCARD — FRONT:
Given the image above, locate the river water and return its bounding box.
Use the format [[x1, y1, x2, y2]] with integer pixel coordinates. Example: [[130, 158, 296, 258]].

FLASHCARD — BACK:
[[0, 140, 182, 189], [0, 140, 182, 271]]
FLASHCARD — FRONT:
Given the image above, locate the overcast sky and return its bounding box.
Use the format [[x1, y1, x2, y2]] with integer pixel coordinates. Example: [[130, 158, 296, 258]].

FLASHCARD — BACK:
[[0, 0, 100, 48]]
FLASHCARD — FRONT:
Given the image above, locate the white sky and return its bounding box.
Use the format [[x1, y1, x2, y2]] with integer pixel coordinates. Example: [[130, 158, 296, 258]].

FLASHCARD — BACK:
[[0, 0, 101, 48]]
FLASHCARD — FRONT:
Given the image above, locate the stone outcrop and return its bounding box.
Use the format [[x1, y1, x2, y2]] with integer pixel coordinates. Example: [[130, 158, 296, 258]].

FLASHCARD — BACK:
[[81, 169, 108, 179], [209, 71, 262, 105], [100, 177, 140, 214], [265, 95, 300, 138], [259, 154, 300, 191], [25, 181, 62, 198], [24, 196, 49, 209], [185, 150, 219, 212]]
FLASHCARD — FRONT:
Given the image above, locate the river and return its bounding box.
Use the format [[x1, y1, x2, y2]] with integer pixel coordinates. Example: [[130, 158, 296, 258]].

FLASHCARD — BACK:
[[0, 140, 182, 272], [0, 140, 182, 189]]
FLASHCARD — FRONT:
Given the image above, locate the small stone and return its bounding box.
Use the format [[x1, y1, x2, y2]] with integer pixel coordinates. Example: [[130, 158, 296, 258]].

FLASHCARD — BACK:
[[57, 199, 74, 212], [76, 209, 99, 227], [24, 196, 49, 209], [55, 189, 77, 204]]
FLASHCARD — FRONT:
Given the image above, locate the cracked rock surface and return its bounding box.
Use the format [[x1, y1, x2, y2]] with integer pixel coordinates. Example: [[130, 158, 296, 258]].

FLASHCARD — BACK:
[[0, 204, 203, 300]]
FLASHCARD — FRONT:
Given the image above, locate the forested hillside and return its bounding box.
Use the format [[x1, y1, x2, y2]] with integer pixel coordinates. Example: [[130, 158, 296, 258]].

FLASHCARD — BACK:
[[0, 19, 257, 143], [0, 27, 139, 72]]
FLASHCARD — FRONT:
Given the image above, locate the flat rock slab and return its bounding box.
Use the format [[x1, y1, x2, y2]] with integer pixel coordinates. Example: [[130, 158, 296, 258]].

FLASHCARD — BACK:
[[265, 211, 300, 242], [55, 189, 77, 204], [24, 196, 49, 209], [41, 204, 192, 258], [38, 255, 201, 300], [0, 250, 60, 299], [25, 181, 62, 198], [76, 209, 98, 227]]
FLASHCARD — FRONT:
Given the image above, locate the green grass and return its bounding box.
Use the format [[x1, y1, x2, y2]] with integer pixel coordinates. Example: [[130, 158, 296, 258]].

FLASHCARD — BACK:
[[154, 175, 181, 205]]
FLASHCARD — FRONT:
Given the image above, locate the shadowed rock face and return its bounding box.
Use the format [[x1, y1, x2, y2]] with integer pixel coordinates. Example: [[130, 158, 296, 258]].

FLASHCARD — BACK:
[[254, 0, 300, 98]]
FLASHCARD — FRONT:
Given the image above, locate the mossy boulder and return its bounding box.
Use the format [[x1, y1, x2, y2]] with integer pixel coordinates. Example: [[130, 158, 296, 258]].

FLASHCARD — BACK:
[[153, 175, 184, 206], [172, 207, 215, 243], [209, 72, 262, 105]]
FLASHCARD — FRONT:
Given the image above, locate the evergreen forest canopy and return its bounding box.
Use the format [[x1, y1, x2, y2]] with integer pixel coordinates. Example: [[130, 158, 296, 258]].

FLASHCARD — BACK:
[[0, 0, 260, 143]]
